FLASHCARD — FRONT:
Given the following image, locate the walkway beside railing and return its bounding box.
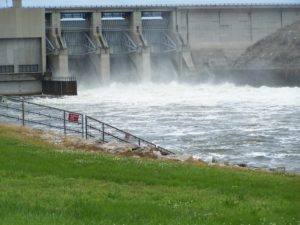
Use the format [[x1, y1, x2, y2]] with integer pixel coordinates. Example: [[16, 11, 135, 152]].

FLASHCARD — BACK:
[[0, 96, 174, 155]]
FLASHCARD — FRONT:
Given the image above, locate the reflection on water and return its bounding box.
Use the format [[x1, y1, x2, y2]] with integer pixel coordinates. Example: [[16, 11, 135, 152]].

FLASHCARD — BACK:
[[33, 82, 300, 172]]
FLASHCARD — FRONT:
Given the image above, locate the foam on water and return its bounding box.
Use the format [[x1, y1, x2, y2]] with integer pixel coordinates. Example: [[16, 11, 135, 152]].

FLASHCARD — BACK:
[[53, 82, 300, 106], [33, 82, 300, 172]]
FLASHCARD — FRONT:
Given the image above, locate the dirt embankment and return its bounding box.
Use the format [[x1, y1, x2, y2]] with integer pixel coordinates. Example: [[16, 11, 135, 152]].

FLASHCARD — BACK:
[[0, 123, 200, 163], [233, 20, 300, 69]]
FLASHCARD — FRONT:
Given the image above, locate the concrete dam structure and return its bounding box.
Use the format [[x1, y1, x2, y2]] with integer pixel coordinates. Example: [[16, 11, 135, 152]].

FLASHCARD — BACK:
[[0, 0, 300, 95]]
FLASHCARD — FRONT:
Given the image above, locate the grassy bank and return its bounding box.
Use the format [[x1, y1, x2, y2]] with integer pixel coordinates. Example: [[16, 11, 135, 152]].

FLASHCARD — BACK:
[[0, 124, 299, 225]]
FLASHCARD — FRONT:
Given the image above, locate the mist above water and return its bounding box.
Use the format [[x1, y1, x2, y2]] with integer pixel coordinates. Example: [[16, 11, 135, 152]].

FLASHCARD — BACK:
[[35, 82, 300, 172], [69, 46, 182, 90]]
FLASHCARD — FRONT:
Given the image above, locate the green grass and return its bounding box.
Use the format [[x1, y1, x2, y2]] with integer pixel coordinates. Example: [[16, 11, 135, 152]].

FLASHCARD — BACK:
[[0, 124, 299, 225]]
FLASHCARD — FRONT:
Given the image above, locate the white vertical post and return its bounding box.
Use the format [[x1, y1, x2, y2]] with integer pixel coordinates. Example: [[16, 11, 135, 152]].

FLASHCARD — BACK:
[[22, 100, 25, 126], [102, 123, 105, 142], [63, 111, 66, 135], [13, 0, 22, 8]]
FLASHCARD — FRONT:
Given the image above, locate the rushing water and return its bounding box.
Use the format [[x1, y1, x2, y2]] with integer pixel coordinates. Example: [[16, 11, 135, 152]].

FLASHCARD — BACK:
[[33, 82, 300, 172]]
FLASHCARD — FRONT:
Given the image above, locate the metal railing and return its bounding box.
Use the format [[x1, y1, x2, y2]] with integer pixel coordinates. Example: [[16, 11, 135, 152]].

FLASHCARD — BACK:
[[0, 97, 84, 137], [0, 96, 174, 155], [85, 116, 156, 148]]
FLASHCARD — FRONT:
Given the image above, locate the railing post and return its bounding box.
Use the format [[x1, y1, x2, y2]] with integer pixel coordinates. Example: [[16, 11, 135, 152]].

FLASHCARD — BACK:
[[102, 123, 105, 142], [81, 114, 84, 138], [138, 139, 141, 146], [63, 110, 66, 135], [85, 116, 88, 140], [21, 99, 25, 126]]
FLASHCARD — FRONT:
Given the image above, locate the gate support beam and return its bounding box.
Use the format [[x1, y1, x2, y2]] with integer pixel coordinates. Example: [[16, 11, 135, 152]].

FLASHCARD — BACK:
[[90, 12, 111, 84], [130, 11, 152, 82], [48, 12, 70, 80]]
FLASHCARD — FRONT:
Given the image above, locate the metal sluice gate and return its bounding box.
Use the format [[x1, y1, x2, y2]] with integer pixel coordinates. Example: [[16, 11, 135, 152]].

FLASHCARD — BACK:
[[102, 13, 138, 55], [142, 13, 177, 54], [0, 96, 174, 155], [61, 15, 97, 56], [45, 11, 179, 56]]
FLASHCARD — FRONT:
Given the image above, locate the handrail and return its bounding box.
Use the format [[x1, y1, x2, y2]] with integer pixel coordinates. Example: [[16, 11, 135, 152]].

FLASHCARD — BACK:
[[86, 116, 156, 147], [2, 97, 80, 115], [0, 112, 81, 135], [0, 96, 174, 155]]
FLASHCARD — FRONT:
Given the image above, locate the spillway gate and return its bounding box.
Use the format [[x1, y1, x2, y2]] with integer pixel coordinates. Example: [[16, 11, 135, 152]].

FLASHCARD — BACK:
[[44, 10, 186, 86]]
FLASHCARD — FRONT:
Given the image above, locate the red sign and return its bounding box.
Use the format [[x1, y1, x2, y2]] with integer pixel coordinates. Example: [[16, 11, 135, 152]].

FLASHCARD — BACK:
[[68, 113, 79, 123]]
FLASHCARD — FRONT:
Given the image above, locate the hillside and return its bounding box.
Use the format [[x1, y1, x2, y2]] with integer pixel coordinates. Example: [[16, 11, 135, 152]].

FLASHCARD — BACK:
[[0, 123, 300, 225], [234, 20, 300, 69]]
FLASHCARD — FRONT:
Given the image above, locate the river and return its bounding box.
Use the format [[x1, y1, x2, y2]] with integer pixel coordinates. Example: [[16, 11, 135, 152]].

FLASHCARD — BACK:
[[33, 82, 300, 172]]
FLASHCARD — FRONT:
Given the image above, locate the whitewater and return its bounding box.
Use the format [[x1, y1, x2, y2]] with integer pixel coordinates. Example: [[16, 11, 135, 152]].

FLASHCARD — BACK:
[[33, 82, 300, 172]]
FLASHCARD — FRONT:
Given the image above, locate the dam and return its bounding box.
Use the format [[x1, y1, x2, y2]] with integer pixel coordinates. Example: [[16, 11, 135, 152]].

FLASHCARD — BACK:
[[0, 0, 300, 95]]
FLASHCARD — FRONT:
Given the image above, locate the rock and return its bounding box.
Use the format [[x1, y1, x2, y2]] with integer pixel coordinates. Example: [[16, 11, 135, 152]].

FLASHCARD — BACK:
[[131, 146, 161, 159], [276, 167, 286, 172], [270, 167, 286, 173], [224, 161, 230, 166], [41, 133, 63, 145], [163, 154, 193, 162], [237, 163, 247, 168], [234, 20, 300, 69], [101, 140, 138, 154], [152, 150, 162, 158], [212, 157, 217, 163]]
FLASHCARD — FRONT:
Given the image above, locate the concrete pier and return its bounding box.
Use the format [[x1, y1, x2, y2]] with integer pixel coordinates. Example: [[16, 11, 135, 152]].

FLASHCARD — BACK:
[[89, 12, 111, 84], [44, 12, 76, 95], [48, 12, 70, 80], [129, 11, 152, 81]]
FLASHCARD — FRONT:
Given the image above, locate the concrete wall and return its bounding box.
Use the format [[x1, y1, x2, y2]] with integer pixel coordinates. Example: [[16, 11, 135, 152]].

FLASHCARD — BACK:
[[0, 8, 46, 72], [43, 6, 300, 71], [0, 80, 42, 95], [177, 7, 300, 67], [0, 7, 45, 95], [0, 38, 42, 73]]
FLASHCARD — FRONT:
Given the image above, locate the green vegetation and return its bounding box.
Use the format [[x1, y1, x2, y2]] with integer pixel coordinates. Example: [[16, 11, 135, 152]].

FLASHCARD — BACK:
[[0, 124, 299, 225]]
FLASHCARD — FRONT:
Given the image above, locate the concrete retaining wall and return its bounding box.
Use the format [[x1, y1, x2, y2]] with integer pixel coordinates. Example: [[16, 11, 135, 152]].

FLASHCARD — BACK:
[[0, 80, 42, 95], [177, 7, 300, 67], [0, 8, 46, 72]]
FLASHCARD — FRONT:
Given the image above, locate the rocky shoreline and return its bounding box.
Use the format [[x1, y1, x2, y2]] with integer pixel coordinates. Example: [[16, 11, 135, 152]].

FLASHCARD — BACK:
[[33, 127, 291, 174], [1, 123, 293, 174], [40, 129, 198, 162]]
